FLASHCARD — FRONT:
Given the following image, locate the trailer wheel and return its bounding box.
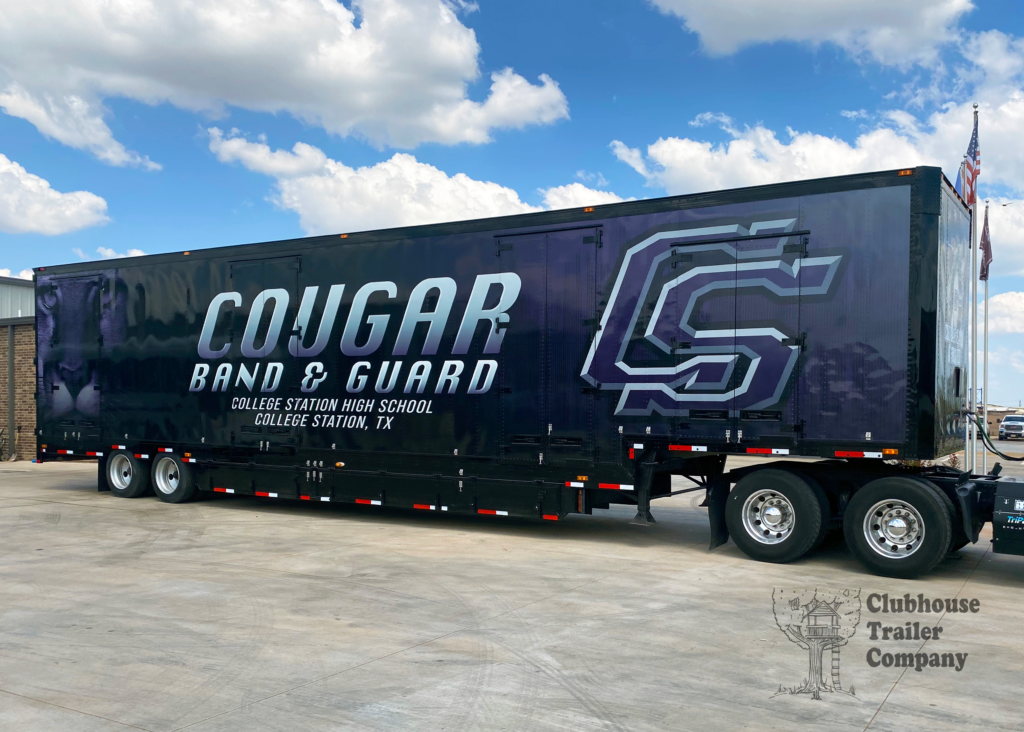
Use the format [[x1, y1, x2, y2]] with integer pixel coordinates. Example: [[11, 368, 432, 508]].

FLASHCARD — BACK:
[[843, 477, 952, 578], [106, 450, 150, 498], [725, 469, 827, 563], [151, 454, 196, 504]]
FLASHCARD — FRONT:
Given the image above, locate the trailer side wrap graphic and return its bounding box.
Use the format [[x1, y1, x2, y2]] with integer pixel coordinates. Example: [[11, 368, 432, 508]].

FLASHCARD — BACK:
[[36, 271, 128, 421], [582, 219, 844, 416]]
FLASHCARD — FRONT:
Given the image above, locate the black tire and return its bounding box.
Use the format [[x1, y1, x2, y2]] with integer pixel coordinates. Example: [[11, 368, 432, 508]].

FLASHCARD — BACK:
[[151, 454, 196, 504], [106, 449, 150, 498], [933, 485, 970, 554], [725, 469, 826, 563], [844, 477, 952, 578], [792, 471, 832, 549]]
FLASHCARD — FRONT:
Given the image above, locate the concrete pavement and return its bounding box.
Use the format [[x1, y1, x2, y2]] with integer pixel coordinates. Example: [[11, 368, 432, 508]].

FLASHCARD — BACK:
[[1, 457, 1023, 732]]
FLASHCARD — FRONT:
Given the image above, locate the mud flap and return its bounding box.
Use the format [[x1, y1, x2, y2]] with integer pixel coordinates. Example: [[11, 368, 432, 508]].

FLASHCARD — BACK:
[[97, 454, 110, 492], [706, 477, 730, 549]]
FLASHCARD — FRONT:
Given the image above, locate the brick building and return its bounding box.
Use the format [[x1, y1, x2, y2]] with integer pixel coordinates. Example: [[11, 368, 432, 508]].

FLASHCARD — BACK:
[[1, 275, 35, 461]]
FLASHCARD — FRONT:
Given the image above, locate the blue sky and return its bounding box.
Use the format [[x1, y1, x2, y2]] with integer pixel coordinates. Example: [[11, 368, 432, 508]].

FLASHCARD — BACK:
[[2, 0, 1024, 403]]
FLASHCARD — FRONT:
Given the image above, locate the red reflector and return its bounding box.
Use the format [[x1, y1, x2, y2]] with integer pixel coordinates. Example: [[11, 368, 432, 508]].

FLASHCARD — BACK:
[[597, 483, 617, 489], [478, 509, 496, 515], [836, 451, 862, 458], [629, 448, 635, 460], [746, 448, 772, 455], [356, 498, 372, 505], [542, 514, 559, 521], [213, 487, 227, 493], [413, 504, 432, 510], [300, 495, 311, 500]]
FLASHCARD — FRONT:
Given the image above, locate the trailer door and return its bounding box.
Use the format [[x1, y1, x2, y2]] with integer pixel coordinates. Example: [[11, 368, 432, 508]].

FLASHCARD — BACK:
[[730, 232, 805, 445], [227, 256, 301, 449], [545, 228, 598, 468], [36, 275, 105, 450], [495, 232, 547, 464]]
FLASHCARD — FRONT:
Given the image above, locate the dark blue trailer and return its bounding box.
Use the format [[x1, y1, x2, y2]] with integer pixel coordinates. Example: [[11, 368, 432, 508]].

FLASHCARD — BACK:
[[34, 166, 1024, 577]]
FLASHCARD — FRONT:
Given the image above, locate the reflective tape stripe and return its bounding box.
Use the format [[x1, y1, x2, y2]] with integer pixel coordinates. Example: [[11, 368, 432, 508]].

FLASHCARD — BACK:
[[632, 443, 644, 449], [669, 445, 708, 452], [134, 454, 149, 459], [542, 514, 559, 521], [746, 448, 789, 455], [158, 448, 173, 453], [836, 451, 884, 459], [184, 458, 196, 463], [86, 451, 103, 457], [478, 509, 509, 516], [255, 492, 278, 498], [598, 483, 634, 491], [213, 488, 234, 494], [300, 496, 311, 500], [441, 506, 448, 511], [112, 445, 126, 449], [320, 497, 330, 502], [356, 499, 382, 505], [57, 450, 72, 455], [565, 481, 584, 488], [414, 504, 436, 510]]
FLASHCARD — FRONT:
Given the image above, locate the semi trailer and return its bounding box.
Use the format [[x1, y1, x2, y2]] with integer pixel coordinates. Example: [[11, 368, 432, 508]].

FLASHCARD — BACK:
[[34, 166, 1024, 578]]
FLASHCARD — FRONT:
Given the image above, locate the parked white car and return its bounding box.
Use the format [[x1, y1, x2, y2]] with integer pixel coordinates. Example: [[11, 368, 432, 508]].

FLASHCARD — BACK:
[[999, 415, 1024, 440]]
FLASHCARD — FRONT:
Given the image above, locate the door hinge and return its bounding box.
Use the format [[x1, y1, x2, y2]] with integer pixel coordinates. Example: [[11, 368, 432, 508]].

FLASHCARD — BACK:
[[781, 420, 806, 436], [669, 250, 693, 268], [783, 237, 808, 256], [781, 333, 806, 349]]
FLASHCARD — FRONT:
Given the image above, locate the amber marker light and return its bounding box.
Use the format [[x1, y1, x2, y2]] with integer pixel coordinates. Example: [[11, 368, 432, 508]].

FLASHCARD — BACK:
[[883, 448, 899, 455], [339, 234, 349, 238], [583, 207, 595, 213], [898, 169, 913, 176], [335, 462, 346, 468], [183, 251, 190, 255]]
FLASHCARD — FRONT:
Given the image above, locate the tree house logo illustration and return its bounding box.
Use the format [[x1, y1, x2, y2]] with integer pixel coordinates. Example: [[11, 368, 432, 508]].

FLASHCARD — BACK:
[[772, 588, 862, 700]]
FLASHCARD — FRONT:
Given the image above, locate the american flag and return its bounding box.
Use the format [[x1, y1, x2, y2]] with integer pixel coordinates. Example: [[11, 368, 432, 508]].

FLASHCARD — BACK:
[[955, 116, 980, 205], [979, 205, 992, 281]]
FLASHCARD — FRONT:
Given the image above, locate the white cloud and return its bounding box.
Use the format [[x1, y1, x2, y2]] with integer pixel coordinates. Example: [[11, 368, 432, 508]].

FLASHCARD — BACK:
[[209, 128, 622, 233], [0, 153, 109, 235], [987, 292, 1024, 334], [0, 0, 568, 167], [841, 109, 870, 119], [540, 183, 630, 210], [0, 268, 32, 279], [575, 170, 610, 187], [611, 116, 933, 194], [74, 247, 146, 260], [649, 0, 973, 66]]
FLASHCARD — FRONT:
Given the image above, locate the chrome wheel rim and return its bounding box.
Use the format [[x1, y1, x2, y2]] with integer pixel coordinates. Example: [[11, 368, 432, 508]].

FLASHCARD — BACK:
[[109, 454, 133, 491], [742, 489, 796, 544], [154, 456, 180, 495], [863, 499, 925, 559]]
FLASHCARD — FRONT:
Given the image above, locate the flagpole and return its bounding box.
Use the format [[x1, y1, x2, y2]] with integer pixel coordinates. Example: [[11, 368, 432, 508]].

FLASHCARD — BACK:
[[971, 104, 980, 472], [961, 154, 970, 470], [983, 199, 991, 474]]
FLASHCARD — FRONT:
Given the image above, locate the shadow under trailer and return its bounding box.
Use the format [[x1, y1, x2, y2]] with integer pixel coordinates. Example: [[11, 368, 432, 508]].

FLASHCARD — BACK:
[[35, 167, 1024, 577]]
